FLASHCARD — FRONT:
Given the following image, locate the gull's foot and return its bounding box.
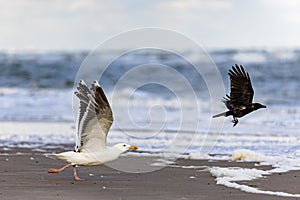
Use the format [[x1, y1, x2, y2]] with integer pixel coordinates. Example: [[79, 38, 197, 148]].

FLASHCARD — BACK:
[[74, 176, 85, 181], [48, 168, 60, 173], [232, 118, 238, 127]]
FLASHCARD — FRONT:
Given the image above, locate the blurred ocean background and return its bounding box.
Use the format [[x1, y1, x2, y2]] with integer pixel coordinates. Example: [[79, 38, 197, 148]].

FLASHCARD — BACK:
[[0, 49, 299, 158]]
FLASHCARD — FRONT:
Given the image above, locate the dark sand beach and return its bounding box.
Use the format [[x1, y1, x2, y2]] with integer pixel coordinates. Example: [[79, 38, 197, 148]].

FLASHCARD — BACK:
[[0, 148, 299, 200]]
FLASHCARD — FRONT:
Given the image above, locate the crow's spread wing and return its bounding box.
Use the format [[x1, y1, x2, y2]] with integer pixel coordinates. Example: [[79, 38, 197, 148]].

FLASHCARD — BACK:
[[74, 80, 113, 153], [222, 94, 232, 110], [228, 64, 254, 108]]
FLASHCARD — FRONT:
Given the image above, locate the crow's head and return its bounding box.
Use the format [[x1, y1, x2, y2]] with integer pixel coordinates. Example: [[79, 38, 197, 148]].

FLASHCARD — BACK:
[[252, 103, 267, 110]]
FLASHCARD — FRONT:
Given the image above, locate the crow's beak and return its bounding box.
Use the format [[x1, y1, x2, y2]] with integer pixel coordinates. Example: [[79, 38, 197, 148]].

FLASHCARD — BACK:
[[129, 145, 138, 150], [262, 105, 267, 108]]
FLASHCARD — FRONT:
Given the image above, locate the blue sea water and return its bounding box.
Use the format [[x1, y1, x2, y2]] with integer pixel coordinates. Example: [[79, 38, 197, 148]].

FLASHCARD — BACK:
[[0, 49, 299, 158]]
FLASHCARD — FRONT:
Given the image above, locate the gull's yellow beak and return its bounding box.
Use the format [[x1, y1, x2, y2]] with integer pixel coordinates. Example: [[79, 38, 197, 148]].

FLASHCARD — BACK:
[[129, 145, 138, 150]]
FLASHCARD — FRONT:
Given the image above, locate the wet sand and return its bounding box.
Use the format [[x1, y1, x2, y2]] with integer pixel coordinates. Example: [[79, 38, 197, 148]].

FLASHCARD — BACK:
[[0, 148, 299, 200]]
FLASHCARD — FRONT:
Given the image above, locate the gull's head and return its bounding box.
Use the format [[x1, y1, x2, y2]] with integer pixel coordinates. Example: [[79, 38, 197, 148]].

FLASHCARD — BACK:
[[113, 143, 138, 153]]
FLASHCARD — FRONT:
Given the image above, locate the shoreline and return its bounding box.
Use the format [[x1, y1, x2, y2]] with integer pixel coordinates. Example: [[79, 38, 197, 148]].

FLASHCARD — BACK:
[[0, 148, 299, 199]]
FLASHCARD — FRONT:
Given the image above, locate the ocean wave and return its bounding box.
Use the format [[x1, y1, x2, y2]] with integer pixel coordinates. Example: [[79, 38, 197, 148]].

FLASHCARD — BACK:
[[0, 49, 300, 162]]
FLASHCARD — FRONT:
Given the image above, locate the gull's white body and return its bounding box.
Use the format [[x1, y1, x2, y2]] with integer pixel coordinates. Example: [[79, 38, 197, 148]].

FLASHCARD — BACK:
[[52, 146, 126, 166], [48, 80, 137, 180]]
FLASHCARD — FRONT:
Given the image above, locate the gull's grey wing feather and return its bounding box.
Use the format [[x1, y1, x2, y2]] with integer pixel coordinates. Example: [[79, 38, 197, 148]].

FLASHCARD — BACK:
[[74, 80, 113, 153], [74, 80, 90, 132]]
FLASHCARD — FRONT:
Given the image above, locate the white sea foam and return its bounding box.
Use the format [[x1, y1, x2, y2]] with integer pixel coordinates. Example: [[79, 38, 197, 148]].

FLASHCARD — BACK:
[[212, 167, 300, 197], [0, 88, 73, 122], [0, 88, 19, 95], [231, 149, 300, 173], [0, 121, 75, 146], [232, 149, 266, 161], [210, 167, 269, 182], [209, 149, 300, 197]]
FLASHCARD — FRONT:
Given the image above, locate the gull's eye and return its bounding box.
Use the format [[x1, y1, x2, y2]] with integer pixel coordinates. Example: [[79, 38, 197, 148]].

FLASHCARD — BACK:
[[123, 144, 126, 147]]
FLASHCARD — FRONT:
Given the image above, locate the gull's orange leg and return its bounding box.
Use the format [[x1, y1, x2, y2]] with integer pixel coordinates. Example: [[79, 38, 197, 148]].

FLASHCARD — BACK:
[[73, 166, 85, 181], [48, 164, 85, 181], [48, 163, 72, 173]]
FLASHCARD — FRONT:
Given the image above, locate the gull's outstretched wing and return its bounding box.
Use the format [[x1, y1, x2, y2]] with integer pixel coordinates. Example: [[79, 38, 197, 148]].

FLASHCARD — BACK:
[[228, 64, 254, 108], [74, 80, 113, 153]]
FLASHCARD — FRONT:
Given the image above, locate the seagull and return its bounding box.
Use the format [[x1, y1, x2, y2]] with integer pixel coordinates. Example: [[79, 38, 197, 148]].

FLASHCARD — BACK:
[[48, 80, 138, 180], [213, 64, 266, 126]]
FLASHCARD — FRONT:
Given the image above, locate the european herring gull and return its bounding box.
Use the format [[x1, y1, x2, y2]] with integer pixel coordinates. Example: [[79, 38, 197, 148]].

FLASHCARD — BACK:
[[48, 80, 138, 180]]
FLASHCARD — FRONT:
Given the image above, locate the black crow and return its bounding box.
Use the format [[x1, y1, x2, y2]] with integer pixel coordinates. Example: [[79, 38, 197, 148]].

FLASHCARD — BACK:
[[213, 64, 266, 126]]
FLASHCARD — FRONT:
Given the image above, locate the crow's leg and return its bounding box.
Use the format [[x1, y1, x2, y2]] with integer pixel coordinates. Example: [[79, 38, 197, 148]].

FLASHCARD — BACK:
[[232, 117, 238, 127]]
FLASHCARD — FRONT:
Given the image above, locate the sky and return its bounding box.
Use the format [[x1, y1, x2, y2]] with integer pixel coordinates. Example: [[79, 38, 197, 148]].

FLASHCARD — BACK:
[[1, 0, 300, 51]]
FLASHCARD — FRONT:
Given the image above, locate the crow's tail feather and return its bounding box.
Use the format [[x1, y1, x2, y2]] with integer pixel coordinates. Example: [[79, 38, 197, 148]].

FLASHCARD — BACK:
[[212, 112, 227, 118]]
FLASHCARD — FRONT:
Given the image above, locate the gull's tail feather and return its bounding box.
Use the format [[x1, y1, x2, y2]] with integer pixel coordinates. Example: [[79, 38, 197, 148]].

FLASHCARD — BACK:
[[44, 153, 60, 160], [44, 152, 75, 163], [213, 112, 227, 118]]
